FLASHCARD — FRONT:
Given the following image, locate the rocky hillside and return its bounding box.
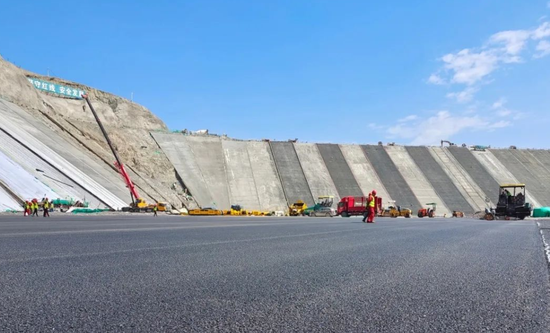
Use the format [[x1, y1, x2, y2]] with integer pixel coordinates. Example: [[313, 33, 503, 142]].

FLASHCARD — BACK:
[[0, 55, 190, 208]]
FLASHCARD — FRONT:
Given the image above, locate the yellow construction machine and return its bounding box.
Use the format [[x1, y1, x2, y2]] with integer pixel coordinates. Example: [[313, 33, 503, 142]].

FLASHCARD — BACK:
[[289, 200, 308, 216], [188, 208, 223, 216], [230, 205, 247, 216], [155, 202, 169, 212], [379, 201, 412, 218]]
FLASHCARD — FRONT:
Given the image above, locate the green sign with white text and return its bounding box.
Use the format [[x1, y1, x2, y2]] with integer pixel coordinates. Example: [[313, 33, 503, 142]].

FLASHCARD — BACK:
[[27, 77, 85, 99]]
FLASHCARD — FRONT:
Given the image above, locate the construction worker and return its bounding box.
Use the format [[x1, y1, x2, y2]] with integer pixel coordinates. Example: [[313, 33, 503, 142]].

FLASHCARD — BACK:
[[43, 198, 50, 217], [23, 201, 30, 216], [362, 198, 369, 222], [366, 190, 377, 223], [32, 200, 39, 217], [153, 204, 158, 217]]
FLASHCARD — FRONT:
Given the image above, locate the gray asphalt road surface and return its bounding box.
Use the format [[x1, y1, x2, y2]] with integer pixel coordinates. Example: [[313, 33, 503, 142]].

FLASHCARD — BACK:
[[0, 214, 549, 332]]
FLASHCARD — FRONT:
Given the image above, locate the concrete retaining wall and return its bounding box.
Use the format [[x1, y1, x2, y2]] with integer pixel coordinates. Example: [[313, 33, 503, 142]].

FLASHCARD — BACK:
[[387, 146, 450, 216], [294, 143, 340, 206], [222, 140, 261, 211], [339, 145, 391, 202], [270, 141, 314, 207], [317, 144, 363, 198], [473, 150, 542, 209], [246, 141, 287, 211], [363, 145, 421, 211], [429, 147, 487, 212]]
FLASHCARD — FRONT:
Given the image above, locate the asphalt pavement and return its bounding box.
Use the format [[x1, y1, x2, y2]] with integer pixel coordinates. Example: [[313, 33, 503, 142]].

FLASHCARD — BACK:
[[0, 214, 549, 332]]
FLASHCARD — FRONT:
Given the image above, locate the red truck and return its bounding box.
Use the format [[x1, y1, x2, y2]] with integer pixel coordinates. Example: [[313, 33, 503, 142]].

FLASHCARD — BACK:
[[337, 196, 382, 217]]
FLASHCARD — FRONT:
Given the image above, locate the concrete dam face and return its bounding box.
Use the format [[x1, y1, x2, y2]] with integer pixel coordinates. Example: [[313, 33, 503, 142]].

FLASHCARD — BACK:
[[1, 56, 549, 215]]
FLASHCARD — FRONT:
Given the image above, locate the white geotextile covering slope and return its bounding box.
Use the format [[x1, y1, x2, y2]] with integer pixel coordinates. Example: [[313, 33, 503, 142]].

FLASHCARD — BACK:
[[0, 150, 58, 201], [0, 186, 22, 211], [0, 100, 128, 210]]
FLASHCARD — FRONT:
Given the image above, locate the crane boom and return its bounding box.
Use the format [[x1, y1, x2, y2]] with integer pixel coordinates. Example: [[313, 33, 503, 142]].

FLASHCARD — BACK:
[[82, 94, 140, 204]]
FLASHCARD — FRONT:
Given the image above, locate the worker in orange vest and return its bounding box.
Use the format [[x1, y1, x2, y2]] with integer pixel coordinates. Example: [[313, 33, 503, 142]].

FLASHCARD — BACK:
[[366, 190, 377, 223]]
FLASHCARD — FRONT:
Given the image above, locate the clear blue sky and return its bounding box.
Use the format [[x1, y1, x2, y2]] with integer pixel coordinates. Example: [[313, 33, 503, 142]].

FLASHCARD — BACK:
[[1, 1, 549, 147]]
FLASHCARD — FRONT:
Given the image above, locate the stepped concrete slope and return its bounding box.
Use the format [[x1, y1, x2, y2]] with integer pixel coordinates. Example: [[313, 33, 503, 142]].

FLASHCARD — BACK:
[[222, 140, 261, 211], [151, 132, 213, 208], [339, 145, 392, 202], [294, 143, 340, 205], [491, 149, 550, 206], [270, 141, 314, 207], [406, 146, 473, 214], [0, 99, 128, 210], [0, 130, 103, 208], [362, 145, 421, 211], [429, 147, 487, 212], [387, 146, 450, 215], [473, 150, 542, 208], [447, 147, 499, 205], [184, 136, 230, 210], [246, 141, 287, 211], [317, 144, 363, 198]]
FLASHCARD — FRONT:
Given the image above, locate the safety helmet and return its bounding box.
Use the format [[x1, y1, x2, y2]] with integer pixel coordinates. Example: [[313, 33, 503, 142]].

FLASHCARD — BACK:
[[372, 190, 377, 195]]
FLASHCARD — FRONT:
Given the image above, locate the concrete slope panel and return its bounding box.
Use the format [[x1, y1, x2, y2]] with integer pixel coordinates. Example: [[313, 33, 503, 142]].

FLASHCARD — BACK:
[[294, 143, 340, 205], [526, 150, 550, 206], [490, 149, 550, 206], [184, 136, 230, 210], [151, 133, 214, 208], [516, 150, 550, 187], [387, 146, 450, 215], [0, 186, 21, 211], [0, 150, 58, 201], [317, 144, 363, 198], [507, 150, 550, 206], [473, 150, 542, 208], [0, 130, 104, 208], [269, 141, 314, 207], [0, 99, 130, 209], [340, 145, 391, 202], [222, 140, 261, 211], [447, 147, 499, 205], [246, 141, 287, 211], [406, 147, 473, 214], [429, 147, 487, 212], [362, 145, 421, 211]]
